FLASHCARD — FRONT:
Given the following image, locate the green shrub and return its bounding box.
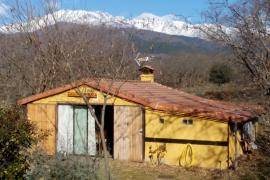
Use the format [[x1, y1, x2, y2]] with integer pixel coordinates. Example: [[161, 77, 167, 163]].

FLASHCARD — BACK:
[[0, 106, 36, 179], [209, 63, 233, 85]]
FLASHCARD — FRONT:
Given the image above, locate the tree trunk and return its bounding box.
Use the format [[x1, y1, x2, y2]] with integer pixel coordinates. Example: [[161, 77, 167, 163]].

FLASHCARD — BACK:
[[100, 126, 111, 179], [100, 95, 111, 179]]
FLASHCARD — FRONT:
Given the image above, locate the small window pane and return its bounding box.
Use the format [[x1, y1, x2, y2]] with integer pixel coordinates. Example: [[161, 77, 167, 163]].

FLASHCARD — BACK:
[[182, 119, 193, 125]]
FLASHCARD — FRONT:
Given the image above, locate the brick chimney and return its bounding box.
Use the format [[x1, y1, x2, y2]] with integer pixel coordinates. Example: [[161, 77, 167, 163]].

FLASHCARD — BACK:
[[139, 65, 154, 82]]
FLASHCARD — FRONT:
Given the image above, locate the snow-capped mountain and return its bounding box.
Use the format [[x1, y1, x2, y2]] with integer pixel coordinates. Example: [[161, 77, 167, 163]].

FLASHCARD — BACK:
[[0, 10, 198, 37], [131, 13, 196, 37]]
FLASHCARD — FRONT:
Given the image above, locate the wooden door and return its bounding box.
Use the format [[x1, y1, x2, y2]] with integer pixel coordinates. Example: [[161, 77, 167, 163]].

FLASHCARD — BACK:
[[57, 105, 96, 155], [114, 106, 143, 161], [28, 104, 56, 155], [57, 105, 74, 154]]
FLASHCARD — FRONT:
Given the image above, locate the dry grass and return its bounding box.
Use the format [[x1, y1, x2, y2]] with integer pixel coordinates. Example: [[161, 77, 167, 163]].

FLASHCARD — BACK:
[[27, 135, 270, 180], [27, 153, 270, 180], [231, 152, 270, 180], [107, 160, 231, 180], [103, 154, 269, 180]]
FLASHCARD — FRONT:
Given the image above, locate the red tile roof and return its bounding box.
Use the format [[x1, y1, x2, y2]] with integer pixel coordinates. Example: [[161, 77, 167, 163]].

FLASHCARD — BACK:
[[17, 79, 264, 122]]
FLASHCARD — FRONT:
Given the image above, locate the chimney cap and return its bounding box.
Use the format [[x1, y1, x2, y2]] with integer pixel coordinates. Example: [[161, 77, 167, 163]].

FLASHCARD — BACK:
[[139, 65, 154, 74]]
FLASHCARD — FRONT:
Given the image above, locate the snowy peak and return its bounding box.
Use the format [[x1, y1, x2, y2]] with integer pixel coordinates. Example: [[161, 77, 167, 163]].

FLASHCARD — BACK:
[[132, 13, 195, 37], [52, 10, 127, 26], [135, 13, 161, 20], [134, 13, 179, 21], [0, 10, 198, 37]]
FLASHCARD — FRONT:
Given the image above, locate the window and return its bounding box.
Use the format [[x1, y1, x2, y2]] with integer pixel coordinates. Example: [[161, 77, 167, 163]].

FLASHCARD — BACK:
[[159, 117, 165, 124], [182, 119, 193, 125]]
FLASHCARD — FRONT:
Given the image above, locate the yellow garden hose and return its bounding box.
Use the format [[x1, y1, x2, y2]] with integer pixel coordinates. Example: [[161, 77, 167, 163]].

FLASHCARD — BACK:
[[179, 144, 194, 167]]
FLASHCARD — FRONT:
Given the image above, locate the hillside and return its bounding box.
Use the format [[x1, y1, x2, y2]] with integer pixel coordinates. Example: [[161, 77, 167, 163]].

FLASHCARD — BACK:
[[0, 23, 225, 55]]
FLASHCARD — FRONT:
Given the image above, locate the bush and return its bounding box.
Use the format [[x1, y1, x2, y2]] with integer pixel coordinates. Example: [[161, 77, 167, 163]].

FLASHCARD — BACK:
[[25, 152, 98, 180], [209, 63, 233, 85], [0, 106, 36, 179]]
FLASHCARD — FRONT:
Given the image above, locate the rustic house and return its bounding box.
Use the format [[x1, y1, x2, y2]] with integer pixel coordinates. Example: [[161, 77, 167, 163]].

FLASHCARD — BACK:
[[18, 66, 263, 169]]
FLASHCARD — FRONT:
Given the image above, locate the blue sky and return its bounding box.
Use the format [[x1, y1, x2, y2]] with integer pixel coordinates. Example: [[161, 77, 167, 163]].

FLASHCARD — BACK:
[[0, 0, 210, 23], [59, 0, 209, 22]]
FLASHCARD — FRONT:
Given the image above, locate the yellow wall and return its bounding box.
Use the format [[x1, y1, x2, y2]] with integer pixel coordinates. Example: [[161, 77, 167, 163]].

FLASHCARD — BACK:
[[33, 85, 136, 106], [144, 110, 229, 169], [145, 142, 228, 169], [140, 74, 154, 82], [145, 110, 228, 141]]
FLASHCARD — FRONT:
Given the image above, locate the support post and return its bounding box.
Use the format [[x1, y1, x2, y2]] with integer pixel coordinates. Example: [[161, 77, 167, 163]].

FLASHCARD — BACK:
[[233, 121, 238, 170]]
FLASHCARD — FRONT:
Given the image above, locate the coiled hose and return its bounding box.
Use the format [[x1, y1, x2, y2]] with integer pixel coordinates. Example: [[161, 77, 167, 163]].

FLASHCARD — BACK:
[[179, 144, 193, 167]]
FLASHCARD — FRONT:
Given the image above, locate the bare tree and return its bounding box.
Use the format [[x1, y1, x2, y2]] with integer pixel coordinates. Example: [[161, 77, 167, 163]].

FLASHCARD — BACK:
[[0, 0, 137, 179], [0, 2, 138, 97], [72, 43, 134, 179], [196, 0, 270, 94]]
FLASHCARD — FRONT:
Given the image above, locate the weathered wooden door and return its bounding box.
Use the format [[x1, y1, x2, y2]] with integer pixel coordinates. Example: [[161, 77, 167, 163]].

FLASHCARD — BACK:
[[27, 104, 56, 155], [57, 105, 74, 154], [114, 106, 143, 161], [57, 105, 96, 155]]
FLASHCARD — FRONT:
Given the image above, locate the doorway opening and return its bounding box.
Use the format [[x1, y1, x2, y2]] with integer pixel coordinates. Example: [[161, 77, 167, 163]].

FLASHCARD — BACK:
[[93, 105, 114, 158]]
